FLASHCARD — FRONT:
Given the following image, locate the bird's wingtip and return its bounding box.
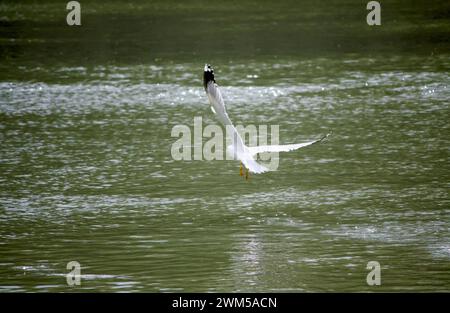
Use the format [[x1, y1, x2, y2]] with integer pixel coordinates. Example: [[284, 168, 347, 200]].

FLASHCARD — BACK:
[[319, 131, 332, 142], [204, 64, 213, 72], [203, 64, 215, 89]]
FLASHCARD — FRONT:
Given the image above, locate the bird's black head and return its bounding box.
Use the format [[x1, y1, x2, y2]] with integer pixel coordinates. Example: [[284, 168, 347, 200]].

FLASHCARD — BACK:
[[203, 64, 215, 90]]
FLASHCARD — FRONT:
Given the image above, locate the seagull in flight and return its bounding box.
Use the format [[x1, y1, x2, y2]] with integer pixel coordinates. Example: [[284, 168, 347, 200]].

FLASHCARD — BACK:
[[203, 64, 330, 180]]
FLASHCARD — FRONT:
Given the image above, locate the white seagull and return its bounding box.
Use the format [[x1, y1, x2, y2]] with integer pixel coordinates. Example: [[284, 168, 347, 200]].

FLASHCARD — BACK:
[[203, 64, 330, 179]]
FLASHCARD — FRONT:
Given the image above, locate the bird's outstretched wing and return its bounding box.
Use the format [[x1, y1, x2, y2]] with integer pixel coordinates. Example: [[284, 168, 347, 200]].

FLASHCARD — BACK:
[[205, 83, 233, 126], [247, 133, 331, 156], [204, 64, 233, 126]]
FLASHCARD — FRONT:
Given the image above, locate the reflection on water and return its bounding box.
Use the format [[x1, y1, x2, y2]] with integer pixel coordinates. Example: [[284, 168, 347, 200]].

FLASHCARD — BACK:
[[1, 55, 449, 292]]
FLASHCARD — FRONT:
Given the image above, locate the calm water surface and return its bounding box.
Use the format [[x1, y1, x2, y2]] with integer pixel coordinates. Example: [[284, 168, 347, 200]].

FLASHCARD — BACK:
[[0, 0, 449, 292]]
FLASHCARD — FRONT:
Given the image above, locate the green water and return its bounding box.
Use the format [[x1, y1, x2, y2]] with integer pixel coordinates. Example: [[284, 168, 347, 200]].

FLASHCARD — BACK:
[[0, 0, 449, 292]]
